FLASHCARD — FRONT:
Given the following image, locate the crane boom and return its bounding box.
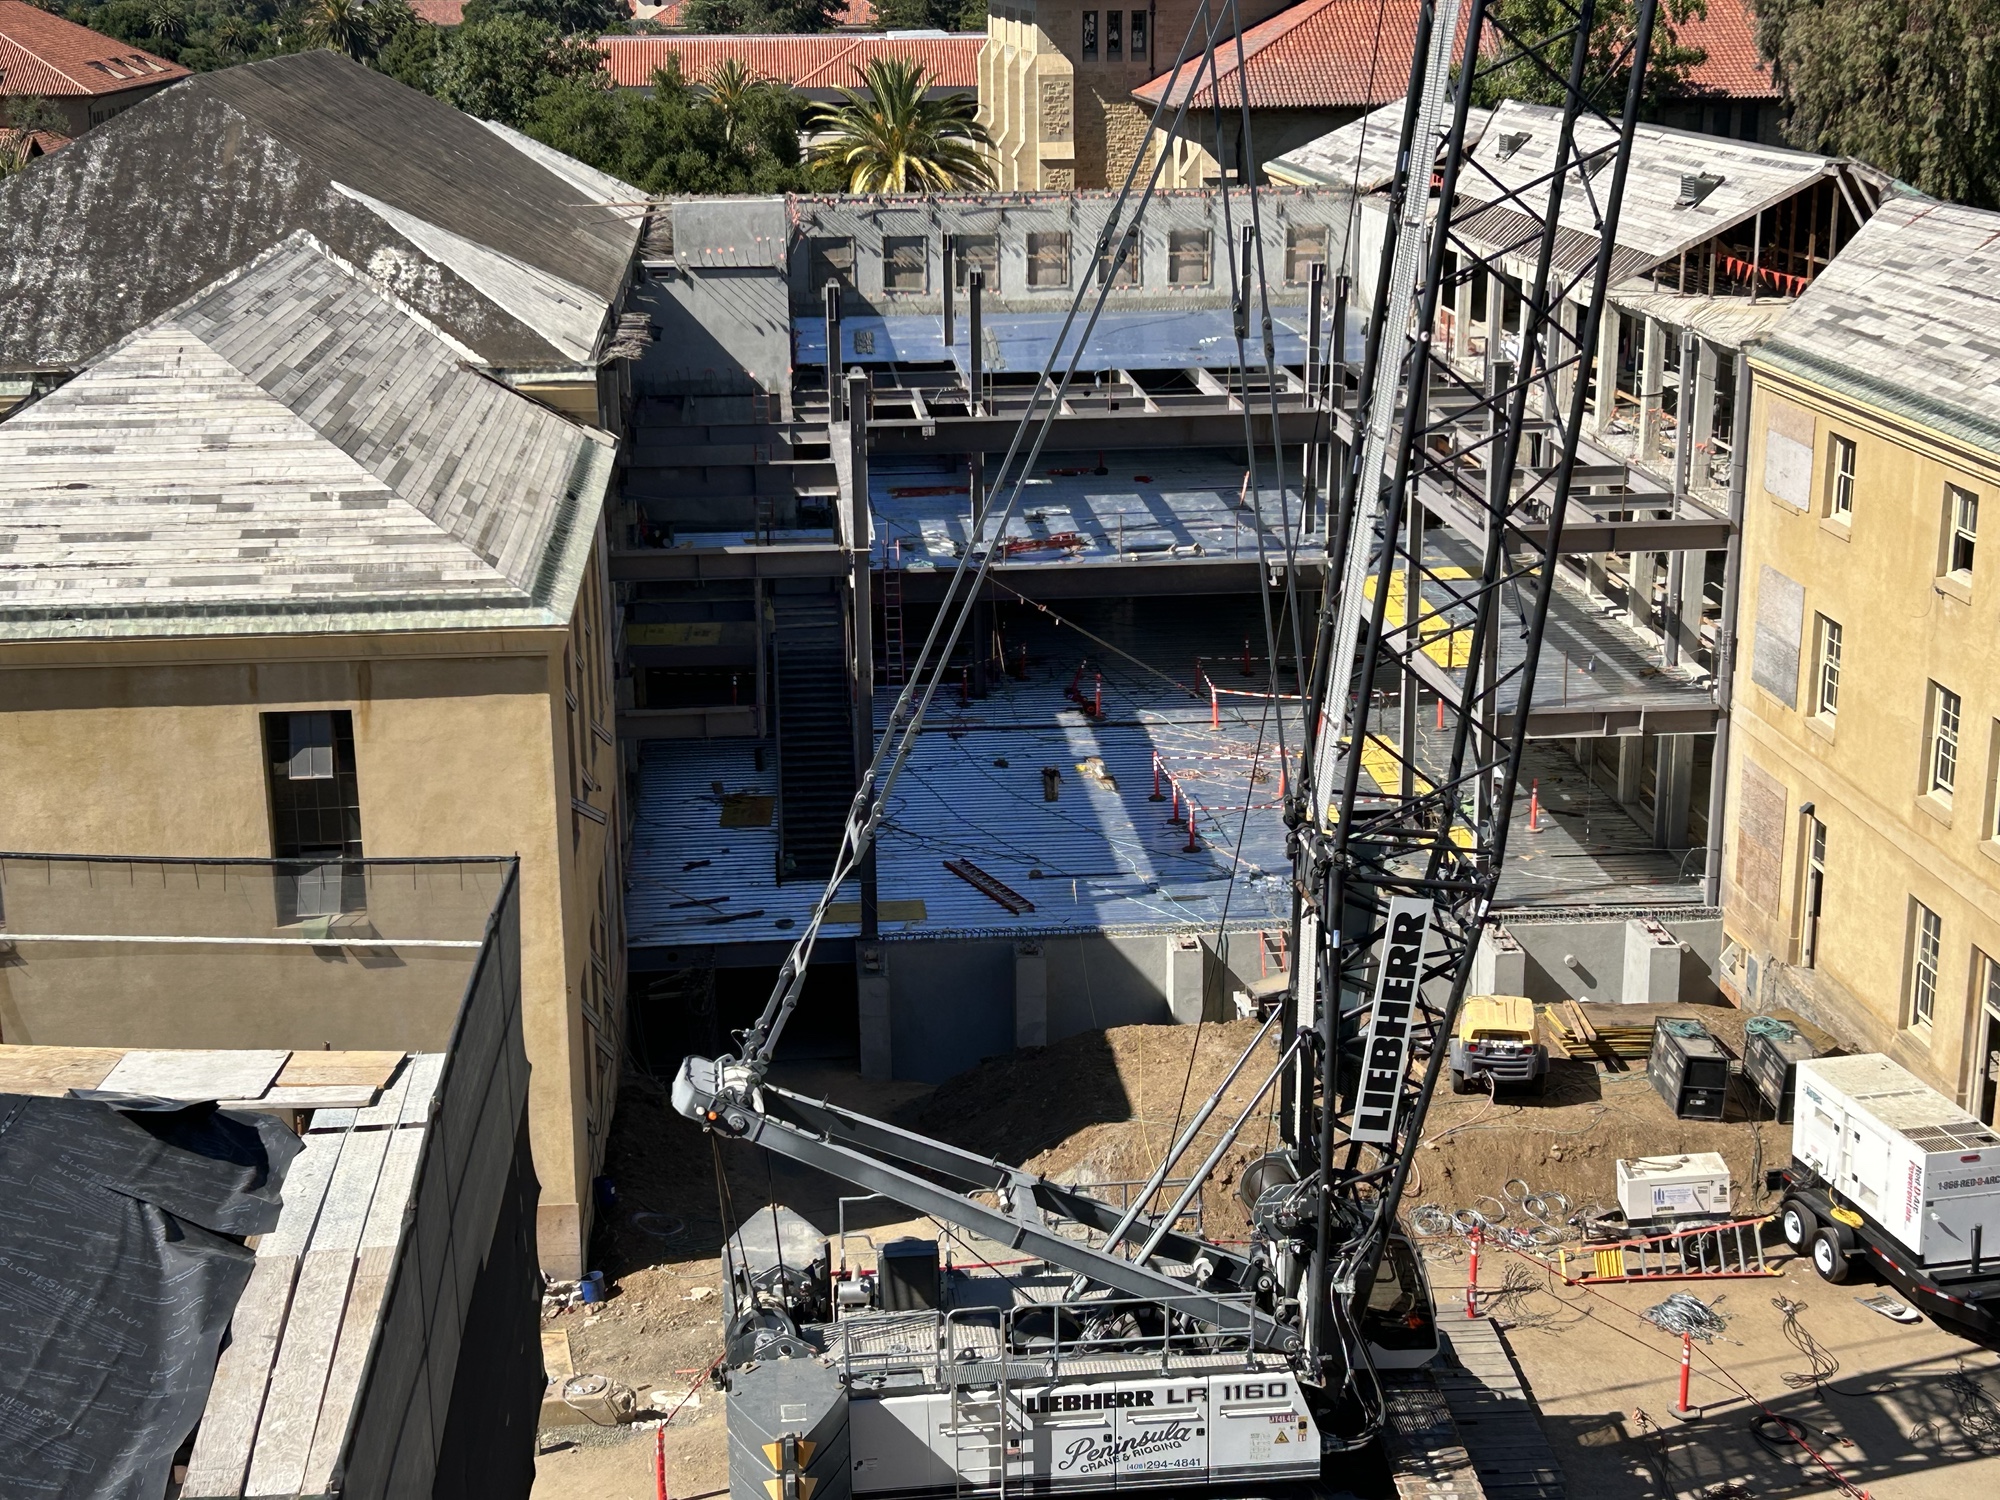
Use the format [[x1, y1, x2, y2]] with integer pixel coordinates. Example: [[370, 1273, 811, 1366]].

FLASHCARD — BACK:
[[1286, 0, 1663, 1374]]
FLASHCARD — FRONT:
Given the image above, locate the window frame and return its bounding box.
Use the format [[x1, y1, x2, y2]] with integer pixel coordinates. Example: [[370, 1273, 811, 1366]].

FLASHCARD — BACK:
[[1026, 230, 1072, 289], [1910, 899, 1943, 1030], [882, 235, 928, 294], [262, 709, 365, 923], [1107, 7, 1121, 59], [1285, 225, 1330, 285], [1097, 226, 1140, 288], [1811, 613, 1842, 721], [1929, 681, 1963, 802], [1130, 8, 1147, 58], [1827, 434, 1856, 520], [1167, 228, 1212, 287], [952, 232, 1000, 291], [808, 236, 856, 299], [1947, 484, 1979, 581], [1081, 10, 1098, 59]]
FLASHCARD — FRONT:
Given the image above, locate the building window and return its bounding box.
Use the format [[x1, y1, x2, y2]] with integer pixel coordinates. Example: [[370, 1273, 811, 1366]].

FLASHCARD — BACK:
[[1946, 484, 1978, 581], [1107, 8, 1121, 58], [1168, 228, 1212, 286], [1799, 815, 1826, 969], [263, 710, 363, 921], [1026, 231, 1072, 288], [1285, 225, 1330, 284], [1097, 227, 1140, 287], [1130, 9, 1147, 57], [1929, 682, 1962, 801], [1811, 614, 1841, 720], [883, 236, 927, 293], [809, 236, 855, 297], [1082, 10, 1097, 59], [952, 233, 999, 290], [1828, 435, 1855, 520], [1909, 900, 1942, 1029]]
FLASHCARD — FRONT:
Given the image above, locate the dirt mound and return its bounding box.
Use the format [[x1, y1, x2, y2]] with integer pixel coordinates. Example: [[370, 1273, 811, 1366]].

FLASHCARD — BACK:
[[908, 1017, 1285, 1240]]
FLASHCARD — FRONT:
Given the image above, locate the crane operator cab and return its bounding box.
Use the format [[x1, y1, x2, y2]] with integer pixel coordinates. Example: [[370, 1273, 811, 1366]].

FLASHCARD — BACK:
[[1360, 1232, 1440, 1370]]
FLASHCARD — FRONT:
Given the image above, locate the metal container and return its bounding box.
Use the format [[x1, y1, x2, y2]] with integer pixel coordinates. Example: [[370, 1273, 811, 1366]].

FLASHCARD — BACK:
[[1648, 1017, 1730, 1120], [877, 1237, 940, 1312], [1743, 1018, 1818, 1122]]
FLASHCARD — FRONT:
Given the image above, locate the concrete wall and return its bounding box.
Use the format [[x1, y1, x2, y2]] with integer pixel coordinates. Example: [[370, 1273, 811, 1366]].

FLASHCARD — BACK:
[[0, 610, 620, 1277], [1721, 360, 2000, 1107], [631, 267, 791, 400], [1475, 910, 1723, 1006], [874, 924, 1283, 1081]]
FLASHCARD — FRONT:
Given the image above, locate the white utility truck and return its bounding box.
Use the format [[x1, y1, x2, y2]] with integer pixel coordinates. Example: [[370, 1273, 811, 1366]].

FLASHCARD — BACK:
[[1775, 1054, 2000, 1346]]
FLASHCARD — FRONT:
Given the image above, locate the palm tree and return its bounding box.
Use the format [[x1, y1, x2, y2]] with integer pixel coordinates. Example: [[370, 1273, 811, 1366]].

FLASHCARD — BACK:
[[808, 57, 993, 194], [305, 0, 377, 62], [702, 57, 759, 147]]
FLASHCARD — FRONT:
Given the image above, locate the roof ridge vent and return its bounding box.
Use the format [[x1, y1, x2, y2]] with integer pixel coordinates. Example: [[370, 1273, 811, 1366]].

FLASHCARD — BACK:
[[1493, 131, 1531, 161], [1677, 171, 1725, 208]]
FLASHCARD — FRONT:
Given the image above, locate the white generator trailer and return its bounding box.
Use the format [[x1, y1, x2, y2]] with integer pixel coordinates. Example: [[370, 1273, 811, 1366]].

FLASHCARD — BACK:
[[1775, 1054, 2000, 1346]]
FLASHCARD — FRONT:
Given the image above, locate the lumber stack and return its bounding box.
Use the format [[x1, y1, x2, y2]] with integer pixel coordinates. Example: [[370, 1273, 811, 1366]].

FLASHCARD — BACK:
[[1542, 1001, 1653, 1068]]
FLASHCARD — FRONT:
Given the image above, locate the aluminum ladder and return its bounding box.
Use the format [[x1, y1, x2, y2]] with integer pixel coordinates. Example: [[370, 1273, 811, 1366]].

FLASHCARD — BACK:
[[1546, 1215, 1781, 1284]]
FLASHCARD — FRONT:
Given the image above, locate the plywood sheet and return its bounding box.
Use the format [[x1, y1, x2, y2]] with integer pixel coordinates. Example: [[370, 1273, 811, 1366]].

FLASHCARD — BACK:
[[225, 1086, 381, 1111], [1734, 757, 1787, 917], [276, 1051, 405, 1090], [181, 1254, 301, 1498], [0, 1044, 122, 1095], [1751, 565, 1804, 709], [99, 1049, 288, 1102]]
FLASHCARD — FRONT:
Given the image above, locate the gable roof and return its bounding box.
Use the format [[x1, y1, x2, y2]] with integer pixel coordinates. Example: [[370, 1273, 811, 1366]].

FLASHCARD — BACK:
[[0, 49, 643, 377], [1134, 0, 1774, 111], [1757, 193, 2000, 455], [0, 0, 188, 97], [1266, 99, 1491, 194], [1453, 99, 1846, 284], [598, 32, 981, 91], [0, 235, 613, 641]]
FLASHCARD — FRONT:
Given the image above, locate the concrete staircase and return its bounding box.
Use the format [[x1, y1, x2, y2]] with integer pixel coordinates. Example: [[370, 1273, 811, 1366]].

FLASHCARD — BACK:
[[772, 589, 855, 882]]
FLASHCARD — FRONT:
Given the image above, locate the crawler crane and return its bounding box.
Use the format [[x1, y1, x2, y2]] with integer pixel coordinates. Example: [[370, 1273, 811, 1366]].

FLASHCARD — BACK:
[[673, 1, 1664, 1493]]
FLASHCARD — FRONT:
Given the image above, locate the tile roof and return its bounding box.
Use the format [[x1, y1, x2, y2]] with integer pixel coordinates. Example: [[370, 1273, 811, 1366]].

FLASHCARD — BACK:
[[0, 49, 643, 376], [0, 234, 613, 641], [1135, 0, 1773, 111], [1677, 0, 1777, 101], [0, 0, 187, 97], [0, 124, 67, 158], [599, 32, 981, 90], [630, 0, 875, 23], [1134, 0, 1449, 111], [1756, 192, 2000, 456], [410, 0, 465, 20]]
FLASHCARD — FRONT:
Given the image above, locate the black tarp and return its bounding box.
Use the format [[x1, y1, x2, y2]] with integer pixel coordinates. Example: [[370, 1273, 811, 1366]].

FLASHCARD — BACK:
[[0, 1093, 300, 1499]]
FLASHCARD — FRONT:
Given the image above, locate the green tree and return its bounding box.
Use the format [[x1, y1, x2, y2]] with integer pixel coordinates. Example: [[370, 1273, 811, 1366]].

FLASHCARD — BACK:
[[1752, 0, 2000, 208], [807, 56, 992, 192], [1474, 0, 1710, 112], [460, 0, 627, 34], [871, 0, 985, 29], [377, 14, 443, 88], [674, 0, 754, 27], [303, 0, 393, 61], [2, 95, 68, 177], [701, 55, 757, 143], [428, 13, 607, 126]]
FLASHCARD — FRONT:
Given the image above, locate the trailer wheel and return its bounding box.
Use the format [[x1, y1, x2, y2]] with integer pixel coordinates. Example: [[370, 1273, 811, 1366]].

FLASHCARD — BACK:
[[1780, 1200, 1816, 1251], [1811, 1227, 1854, 1284]]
